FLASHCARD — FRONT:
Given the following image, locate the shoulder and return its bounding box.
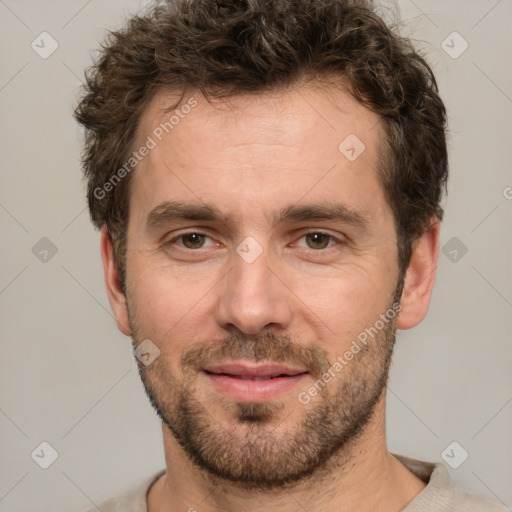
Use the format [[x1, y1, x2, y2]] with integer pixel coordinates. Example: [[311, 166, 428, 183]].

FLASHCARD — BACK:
[[448, 485, 509, 512], [392, 453, 509, 512], [81, 470, 165, 512]]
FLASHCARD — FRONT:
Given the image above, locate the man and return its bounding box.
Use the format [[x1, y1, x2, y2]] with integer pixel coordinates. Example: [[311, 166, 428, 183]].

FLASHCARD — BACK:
[[74, 0, 507, 510]]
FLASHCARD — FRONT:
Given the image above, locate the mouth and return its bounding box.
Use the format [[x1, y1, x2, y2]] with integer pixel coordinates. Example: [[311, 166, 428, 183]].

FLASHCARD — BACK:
[[201, 362, 309, 401]]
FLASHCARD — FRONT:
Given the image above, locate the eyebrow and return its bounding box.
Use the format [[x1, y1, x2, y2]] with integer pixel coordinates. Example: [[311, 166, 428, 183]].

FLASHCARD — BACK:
[[145, 200, 369, 231], [146, 201, 229, 231], [271, 202, 369, 229]]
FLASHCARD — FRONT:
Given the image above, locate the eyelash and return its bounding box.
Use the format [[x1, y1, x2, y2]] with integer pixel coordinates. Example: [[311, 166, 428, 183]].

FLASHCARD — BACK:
[[165, 230, 344, 252]]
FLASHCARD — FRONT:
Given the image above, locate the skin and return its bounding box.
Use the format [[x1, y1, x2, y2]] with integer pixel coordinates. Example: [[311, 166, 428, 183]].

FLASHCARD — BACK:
[[100, 81, 440, 512]]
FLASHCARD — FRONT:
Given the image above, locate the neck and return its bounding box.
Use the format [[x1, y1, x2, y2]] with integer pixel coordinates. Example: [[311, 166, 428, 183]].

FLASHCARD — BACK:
[[148, 394, 426, 512]]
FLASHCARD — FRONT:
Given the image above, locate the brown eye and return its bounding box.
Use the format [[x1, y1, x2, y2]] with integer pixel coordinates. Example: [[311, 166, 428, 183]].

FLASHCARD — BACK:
[[304, 232, 332, 250], [180, 233, 206, 249]]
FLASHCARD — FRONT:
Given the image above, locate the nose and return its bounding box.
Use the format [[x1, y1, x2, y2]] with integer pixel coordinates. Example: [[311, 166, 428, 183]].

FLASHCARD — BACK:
[[213, 242, 292, 336]]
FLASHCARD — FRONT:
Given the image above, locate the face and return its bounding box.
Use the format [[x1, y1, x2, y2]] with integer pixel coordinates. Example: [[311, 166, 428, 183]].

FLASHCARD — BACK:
[[111, 82, 409, 488]]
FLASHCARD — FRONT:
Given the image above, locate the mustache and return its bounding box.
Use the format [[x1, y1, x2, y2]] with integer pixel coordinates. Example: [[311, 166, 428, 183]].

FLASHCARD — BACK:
[[180, 332, 330, 379]]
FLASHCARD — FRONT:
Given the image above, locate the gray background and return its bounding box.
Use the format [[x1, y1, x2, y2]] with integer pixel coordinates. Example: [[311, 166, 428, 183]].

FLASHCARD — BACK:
[[0, 0, 511, 510]]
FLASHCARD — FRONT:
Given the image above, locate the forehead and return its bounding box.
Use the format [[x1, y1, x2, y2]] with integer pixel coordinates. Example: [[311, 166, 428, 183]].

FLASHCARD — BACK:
[[137, 81, 381, 151], [129, 81, 387, 224]]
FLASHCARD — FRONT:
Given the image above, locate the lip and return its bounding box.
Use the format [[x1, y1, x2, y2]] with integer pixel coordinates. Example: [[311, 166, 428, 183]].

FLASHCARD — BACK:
[[202, 361, 309, 402], [203, 362, 308, 379]]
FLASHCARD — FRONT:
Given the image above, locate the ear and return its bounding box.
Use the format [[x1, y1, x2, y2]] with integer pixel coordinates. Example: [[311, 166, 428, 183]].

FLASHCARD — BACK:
[[396, 219, 440, 330], [100, 226, 131, 336]]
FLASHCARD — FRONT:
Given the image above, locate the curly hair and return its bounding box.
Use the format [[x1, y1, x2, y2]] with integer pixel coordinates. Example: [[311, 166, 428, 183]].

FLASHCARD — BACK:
[[74, 0, 448, 289]]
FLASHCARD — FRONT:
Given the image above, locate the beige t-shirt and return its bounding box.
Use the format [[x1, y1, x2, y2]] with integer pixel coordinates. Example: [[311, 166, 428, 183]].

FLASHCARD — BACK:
[[85, 453, 508, 511]]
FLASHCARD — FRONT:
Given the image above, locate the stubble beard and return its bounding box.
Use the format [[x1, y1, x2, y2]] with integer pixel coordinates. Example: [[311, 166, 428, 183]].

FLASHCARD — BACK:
[[129, 301, 398, 490]]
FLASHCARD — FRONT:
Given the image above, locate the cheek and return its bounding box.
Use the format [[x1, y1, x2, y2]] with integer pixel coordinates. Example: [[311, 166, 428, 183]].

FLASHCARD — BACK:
[[288, 260, 396, 343], [128, 261, 221, 344]]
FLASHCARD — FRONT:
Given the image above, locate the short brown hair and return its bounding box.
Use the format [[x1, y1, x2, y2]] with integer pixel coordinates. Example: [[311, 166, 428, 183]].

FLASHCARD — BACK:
[[74, 0, 448, 288]]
